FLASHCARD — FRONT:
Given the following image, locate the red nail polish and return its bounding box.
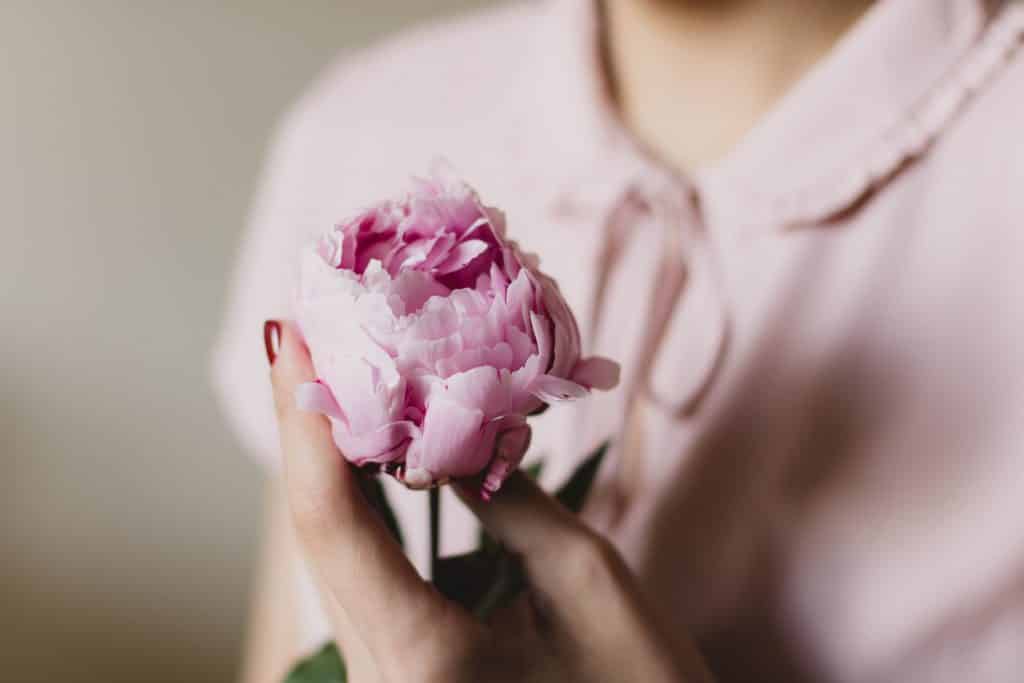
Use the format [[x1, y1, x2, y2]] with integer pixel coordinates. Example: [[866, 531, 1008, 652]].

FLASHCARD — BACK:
[[263, 320, 281, 365]]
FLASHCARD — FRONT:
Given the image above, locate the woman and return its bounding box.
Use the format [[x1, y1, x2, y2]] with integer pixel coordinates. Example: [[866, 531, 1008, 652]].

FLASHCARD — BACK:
[[214, 0, 1024, 681]]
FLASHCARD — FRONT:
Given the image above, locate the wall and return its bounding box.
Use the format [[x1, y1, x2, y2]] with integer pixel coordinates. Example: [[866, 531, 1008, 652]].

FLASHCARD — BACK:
[[0, 2, 488, 680]]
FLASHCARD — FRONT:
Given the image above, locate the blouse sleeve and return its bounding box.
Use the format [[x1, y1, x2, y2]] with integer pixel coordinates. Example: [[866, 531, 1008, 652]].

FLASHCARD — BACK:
[[210, 84, 339, 469]]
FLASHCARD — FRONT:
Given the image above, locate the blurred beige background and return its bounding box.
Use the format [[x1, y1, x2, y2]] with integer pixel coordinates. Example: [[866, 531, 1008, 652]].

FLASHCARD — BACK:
[[0, 2, 489, 681]]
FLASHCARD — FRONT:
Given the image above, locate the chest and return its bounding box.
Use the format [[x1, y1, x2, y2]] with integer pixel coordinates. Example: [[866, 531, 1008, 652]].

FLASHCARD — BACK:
[[528, 184, 1024, 681]]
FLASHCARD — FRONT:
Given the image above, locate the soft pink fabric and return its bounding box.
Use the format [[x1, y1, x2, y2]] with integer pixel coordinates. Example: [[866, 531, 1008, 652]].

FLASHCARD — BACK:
[[294, 167, 618, 496], [212, 1, 1024, 680]]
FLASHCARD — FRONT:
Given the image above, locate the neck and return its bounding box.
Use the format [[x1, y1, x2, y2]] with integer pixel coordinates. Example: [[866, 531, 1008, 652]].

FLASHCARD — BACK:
[[603, 0, 874, 171]]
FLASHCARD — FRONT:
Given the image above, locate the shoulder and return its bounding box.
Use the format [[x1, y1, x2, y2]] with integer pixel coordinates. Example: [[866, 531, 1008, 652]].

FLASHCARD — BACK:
[[293, 1, 541, 126], [898, 17, 1024, 333], [269, 1, 549, 218], [924, 11, 1024, 213]]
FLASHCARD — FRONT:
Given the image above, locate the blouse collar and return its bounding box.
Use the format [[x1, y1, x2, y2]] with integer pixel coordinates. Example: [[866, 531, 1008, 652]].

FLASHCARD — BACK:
[[531, 0, 1020, 230]]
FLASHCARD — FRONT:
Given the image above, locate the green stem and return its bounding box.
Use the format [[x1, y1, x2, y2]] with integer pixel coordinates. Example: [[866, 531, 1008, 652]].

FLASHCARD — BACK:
[[429, 485, 440, 580]]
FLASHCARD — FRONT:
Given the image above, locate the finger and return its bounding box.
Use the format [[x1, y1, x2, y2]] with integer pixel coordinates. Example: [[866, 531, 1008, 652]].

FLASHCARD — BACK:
[[457, 470, 658, 656], [455, 469, 623, 600], [267, 321, 453, 654], [459, 471, 713, 682], [456, 470, 577, 560], [485, 592, 538, 633]]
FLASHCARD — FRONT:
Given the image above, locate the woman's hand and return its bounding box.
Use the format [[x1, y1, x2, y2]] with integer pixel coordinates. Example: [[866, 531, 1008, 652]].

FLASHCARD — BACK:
[[266, 321, 712, 683]]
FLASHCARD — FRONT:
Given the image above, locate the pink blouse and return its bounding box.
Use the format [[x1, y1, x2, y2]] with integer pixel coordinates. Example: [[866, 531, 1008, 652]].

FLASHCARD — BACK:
[[212, 0, 1024, 680]]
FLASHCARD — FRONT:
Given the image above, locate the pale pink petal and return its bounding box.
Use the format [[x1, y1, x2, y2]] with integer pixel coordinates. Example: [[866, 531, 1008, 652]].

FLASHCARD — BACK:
[[531, 374, 589, 402], [337, 231, 357, 270], [412, 398, 488, 478], [435, 239, 490, 274], [295, 381, 345, 421], [501, 245, 521, 278], [409, 297, 461, 340], [530, 312, 553, 372], [448, 287, 489, 316], [483, 206, 509, 240], [442, 365, 509, 417], [484, 341, 515, 371], [506, 325, 536, 367], [510, 353, 544, 401], [488, 261, 510, 293], [298, 250, 365, 338], [486, 292, 512, 344], [317, 230, 344, 267], [386, 270, 450, 315], [333, 420, 417, 465], [536, 275, 581, 378], [397, 335, 464, 373], [571, 356, 621, 391], [435, 347, 485, 378], [504, 269, 534, 330], [405, 372, 440, 414], [390, 232, 454, 272], [319, 356, 405, 436]]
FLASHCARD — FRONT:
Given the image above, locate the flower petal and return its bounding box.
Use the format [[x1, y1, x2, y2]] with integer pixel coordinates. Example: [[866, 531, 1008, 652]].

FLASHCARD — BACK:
[[442, 365, 510, 417], [333, 420, 418, 465], [411, 397, 488, 478], [530, 311, 553, 373], [435, 239, 490, 274], [295, 381, 345, 421], [531, 374, 589, 402], [571, 356, 621, 391]]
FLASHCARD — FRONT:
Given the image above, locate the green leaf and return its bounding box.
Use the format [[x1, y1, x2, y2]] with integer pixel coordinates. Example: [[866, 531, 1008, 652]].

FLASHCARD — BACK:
[[284, 642, 346, 683], [555, 441, 609, 514], [356, 473, 404, 549], [524, 460, 545, 480]]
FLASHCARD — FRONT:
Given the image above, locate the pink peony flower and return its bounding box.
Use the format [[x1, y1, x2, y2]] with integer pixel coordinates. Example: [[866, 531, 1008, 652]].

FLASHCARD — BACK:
[[295, 168, 619, 498]]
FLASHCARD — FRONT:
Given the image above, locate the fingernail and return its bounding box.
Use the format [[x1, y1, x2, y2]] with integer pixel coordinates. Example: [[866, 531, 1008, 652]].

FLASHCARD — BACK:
[[263, 320, 281, 366]]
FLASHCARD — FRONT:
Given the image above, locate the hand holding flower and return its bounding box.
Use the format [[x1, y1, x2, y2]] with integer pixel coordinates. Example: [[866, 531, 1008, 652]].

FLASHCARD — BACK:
[[267, 324, 713, 683]]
